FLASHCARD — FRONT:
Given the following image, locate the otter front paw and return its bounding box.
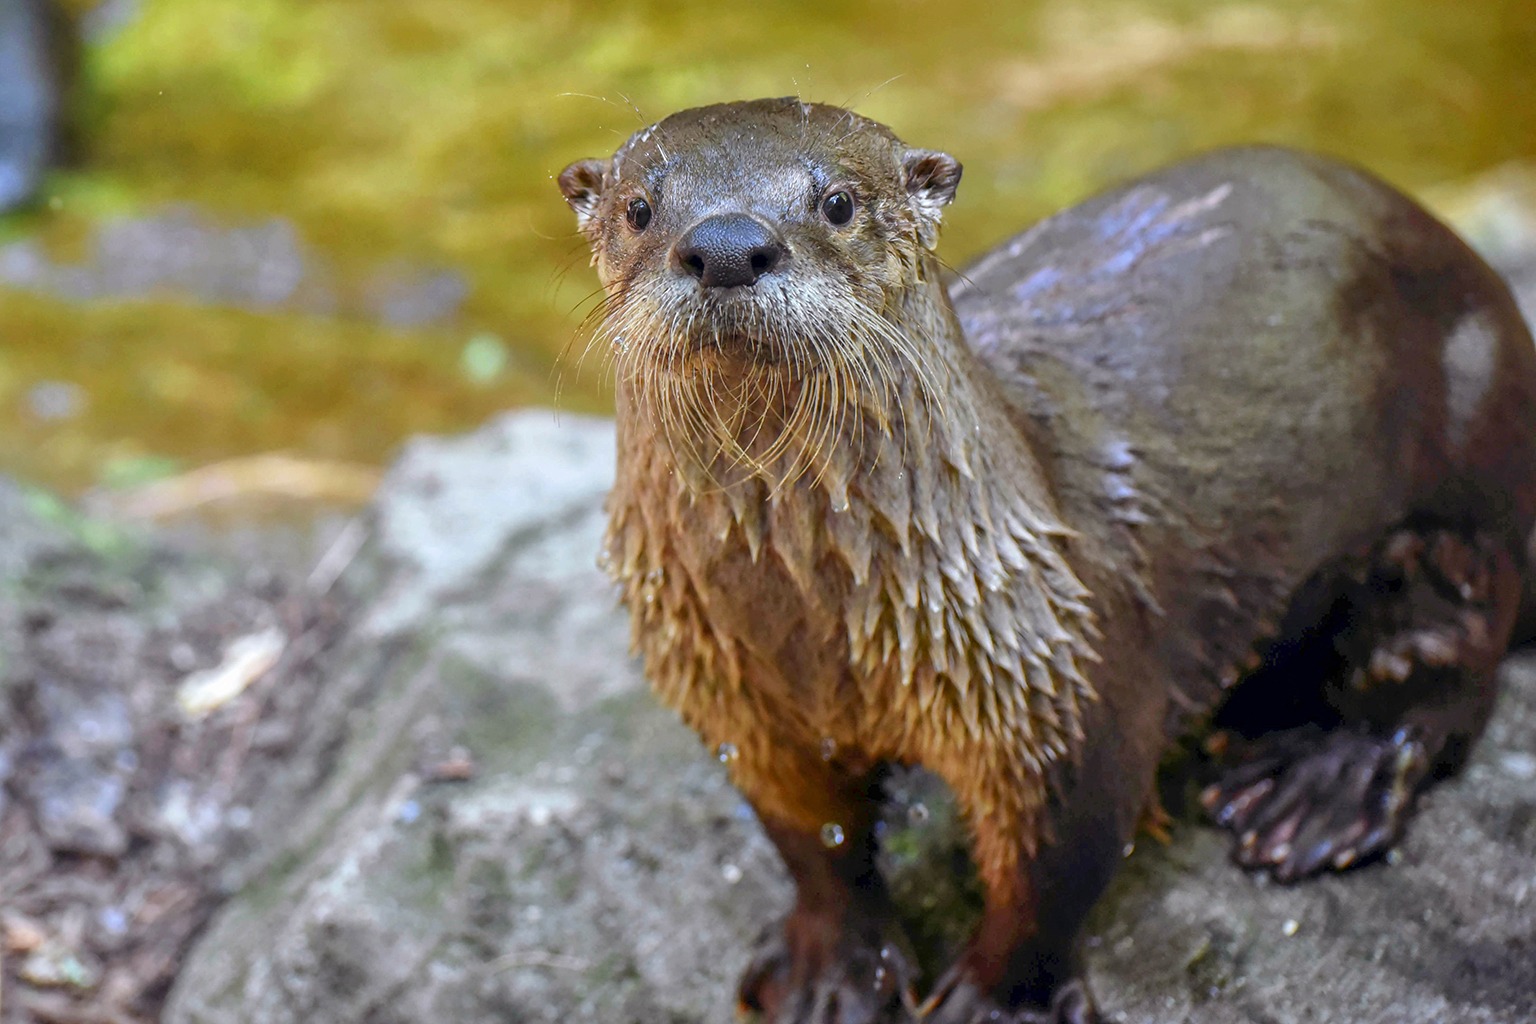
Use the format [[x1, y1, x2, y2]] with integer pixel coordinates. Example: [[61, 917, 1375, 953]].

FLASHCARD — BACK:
[[919, 973, 1098, 1024], [737, 920, 916, 1024]]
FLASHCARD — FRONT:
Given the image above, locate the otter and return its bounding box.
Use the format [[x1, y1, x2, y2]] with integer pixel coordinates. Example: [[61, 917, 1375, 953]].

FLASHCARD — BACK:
[[557, 98, 1536, 1023]]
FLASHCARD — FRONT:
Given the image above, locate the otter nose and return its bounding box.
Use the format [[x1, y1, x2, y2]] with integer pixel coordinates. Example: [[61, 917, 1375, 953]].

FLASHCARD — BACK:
[[673, 214, 787, 289]]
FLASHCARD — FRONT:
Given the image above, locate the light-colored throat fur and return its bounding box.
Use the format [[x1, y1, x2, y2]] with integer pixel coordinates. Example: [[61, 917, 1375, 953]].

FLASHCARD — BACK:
[[603, 272, 1100, 860]]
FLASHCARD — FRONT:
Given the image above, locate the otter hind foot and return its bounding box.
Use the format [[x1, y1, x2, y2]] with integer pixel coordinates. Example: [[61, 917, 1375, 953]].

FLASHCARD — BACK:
[[1204, 526, 1518, 883], [1201, 724, 1431, 882], [737, 917, 917, 1024], [919, 974, 1098, 1024]]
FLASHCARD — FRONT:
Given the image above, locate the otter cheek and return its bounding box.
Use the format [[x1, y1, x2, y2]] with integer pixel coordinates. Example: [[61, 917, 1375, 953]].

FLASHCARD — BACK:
[[596, 243, 628, 290]]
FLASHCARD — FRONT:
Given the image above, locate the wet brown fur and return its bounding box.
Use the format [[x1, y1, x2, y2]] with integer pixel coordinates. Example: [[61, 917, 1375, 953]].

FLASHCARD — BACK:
[[559, 98, 1536, 1018]]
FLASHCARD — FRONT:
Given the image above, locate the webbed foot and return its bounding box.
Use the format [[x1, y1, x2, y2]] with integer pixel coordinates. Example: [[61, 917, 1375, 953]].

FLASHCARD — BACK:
[[1201, 724, 1430, 882], [737, 914, 917, 1024]]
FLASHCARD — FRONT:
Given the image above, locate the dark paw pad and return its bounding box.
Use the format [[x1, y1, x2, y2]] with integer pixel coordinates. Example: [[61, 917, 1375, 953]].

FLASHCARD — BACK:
[[1201, 726, 1429, 882]]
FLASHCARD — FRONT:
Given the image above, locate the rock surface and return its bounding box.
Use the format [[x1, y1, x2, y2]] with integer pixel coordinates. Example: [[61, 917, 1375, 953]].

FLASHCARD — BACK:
[[153, 405, 1536, 1024], [1, 210, 1534, 1024]]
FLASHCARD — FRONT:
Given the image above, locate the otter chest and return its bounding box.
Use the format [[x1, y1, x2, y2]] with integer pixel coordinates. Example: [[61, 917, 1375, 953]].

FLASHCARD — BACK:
[[612, 475, 862, 720], [606, 444, 1100, 769]]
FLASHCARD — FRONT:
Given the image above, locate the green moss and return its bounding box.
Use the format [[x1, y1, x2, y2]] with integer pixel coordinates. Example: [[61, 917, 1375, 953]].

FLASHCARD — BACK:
[[20, 484, 136, 559], [439, 661, 566, 776]]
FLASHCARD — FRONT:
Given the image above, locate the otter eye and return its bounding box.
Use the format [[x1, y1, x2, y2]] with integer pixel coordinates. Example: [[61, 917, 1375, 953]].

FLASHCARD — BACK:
[[626, 197, 652, 231], [821, 190, 854, 226]]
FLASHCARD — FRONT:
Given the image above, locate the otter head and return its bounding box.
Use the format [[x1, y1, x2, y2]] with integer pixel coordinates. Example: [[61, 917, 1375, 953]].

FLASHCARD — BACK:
[[558, 98, 961, 485]]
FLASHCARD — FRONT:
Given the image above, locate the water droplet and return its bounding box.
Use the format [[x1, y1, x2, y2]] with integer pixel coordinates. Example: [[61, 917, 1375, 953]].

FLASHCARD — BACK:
[[820, 822, 846, 848], [1281, 918, 1299, 937], [1122, 841, 1136, 858], [721, 862, 743, 884], [819, 737, 837, 761], [716, 743, 739, 763], [645, 567, 665, 584], [98, 906, 129, 936], [907, 802, 930, 825]]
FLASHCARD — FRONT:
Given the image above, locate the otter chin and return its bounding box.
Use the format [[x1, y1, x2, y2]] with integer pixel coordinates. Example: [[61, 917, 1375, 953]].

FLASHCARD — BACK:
[[558, 97, 1536, 1023]]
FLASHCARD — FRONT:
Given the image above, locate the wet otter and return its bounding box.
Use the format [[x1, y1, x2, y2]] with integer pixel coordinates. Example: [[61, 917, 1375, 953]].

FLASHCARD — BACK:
[[557, 98, 1536, 1023]]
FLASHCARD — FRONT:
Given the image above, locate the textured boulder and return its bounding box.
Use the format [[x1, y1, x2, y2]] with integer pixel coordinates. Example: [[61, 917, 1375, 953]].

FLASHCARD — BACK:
[[162, 405, 1536, 1024], [163, 413, 788, 1024]]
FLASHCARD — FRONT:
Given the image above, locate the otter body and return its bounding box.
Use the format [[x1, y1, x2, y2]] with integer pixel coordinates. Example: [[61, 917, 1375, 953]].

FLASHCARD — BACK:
[[957, 146, 1536, 738], [559, 101, 1536, 1023]]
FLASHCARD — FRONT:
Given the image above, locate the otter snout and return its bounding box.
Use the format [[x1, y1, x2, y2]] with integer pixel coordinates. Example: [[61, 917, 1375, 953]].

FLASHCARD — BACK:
[[673, 213, 788, 289]]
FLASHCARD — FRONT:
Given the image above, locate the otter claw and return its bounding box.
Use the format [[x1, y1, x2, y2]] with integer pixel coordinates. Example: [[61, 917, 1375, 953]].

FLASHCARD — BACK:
[[738, 924, 916, 1024]]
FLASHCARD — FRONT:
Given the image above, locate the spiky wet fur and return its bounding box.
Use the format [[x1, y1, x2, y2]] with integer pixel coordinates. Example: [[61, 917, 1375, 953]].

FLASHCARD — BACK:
[[601, 226, 1099, 890]]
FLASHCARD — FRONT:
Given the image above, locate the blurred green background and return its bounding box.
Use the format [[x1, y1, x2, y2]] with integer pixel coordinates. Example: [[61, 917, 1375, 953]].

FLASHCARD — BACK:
[[1, 0, 1533, 507]]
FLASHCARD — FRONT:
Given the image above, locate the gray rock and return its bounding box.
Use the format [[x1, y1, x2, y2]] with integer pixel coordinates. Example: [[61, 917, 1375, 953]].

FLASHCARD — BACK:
[[168, 412, 780, 1024], [166, 394, 1536, 1023]]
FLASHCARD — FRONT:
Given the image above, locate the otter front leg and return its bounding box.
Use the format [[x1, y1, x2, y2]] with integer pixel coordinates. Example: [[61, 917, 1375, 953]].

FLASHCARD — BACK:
[[919, 803, 1122, 1024], [921, 702, 1159, 1023], [733, 756, 917, 1024]]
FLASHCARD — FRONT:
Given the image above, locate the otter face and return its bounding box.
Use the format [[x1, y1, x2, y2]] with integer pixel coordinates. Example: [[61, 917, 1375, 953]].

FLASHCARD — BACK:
[[558, 99, 960, 364], [558, 98, 960, 483]]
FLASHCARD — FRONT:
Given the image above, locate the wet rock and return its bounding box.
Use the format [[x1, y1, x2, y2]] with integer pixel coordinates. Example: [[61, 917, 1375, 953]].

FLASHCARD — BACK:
[[29, 750, 130, 857], [0, 203, 472, 324]]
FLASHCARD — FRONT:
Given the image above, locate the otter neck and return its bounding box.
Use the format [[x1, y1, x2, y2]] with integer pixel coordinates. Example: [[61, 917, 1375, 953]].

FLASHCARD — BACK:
[[606, 257, 1100, 787]]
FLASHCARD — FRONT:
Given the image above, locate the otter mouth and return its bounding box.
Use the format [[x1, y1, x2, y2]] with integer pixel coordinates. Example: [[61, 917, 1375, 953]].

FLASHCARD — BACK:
[[676, 329, 787, 366], [649, 289, 796, 368]]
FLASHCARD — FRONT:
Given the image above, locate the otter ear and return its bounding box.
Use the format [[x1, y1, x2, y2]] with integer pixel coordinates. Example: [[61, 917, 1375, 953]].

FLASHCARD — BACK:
[[902, 149, 962, 249], [558, 158, 609, 233]]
